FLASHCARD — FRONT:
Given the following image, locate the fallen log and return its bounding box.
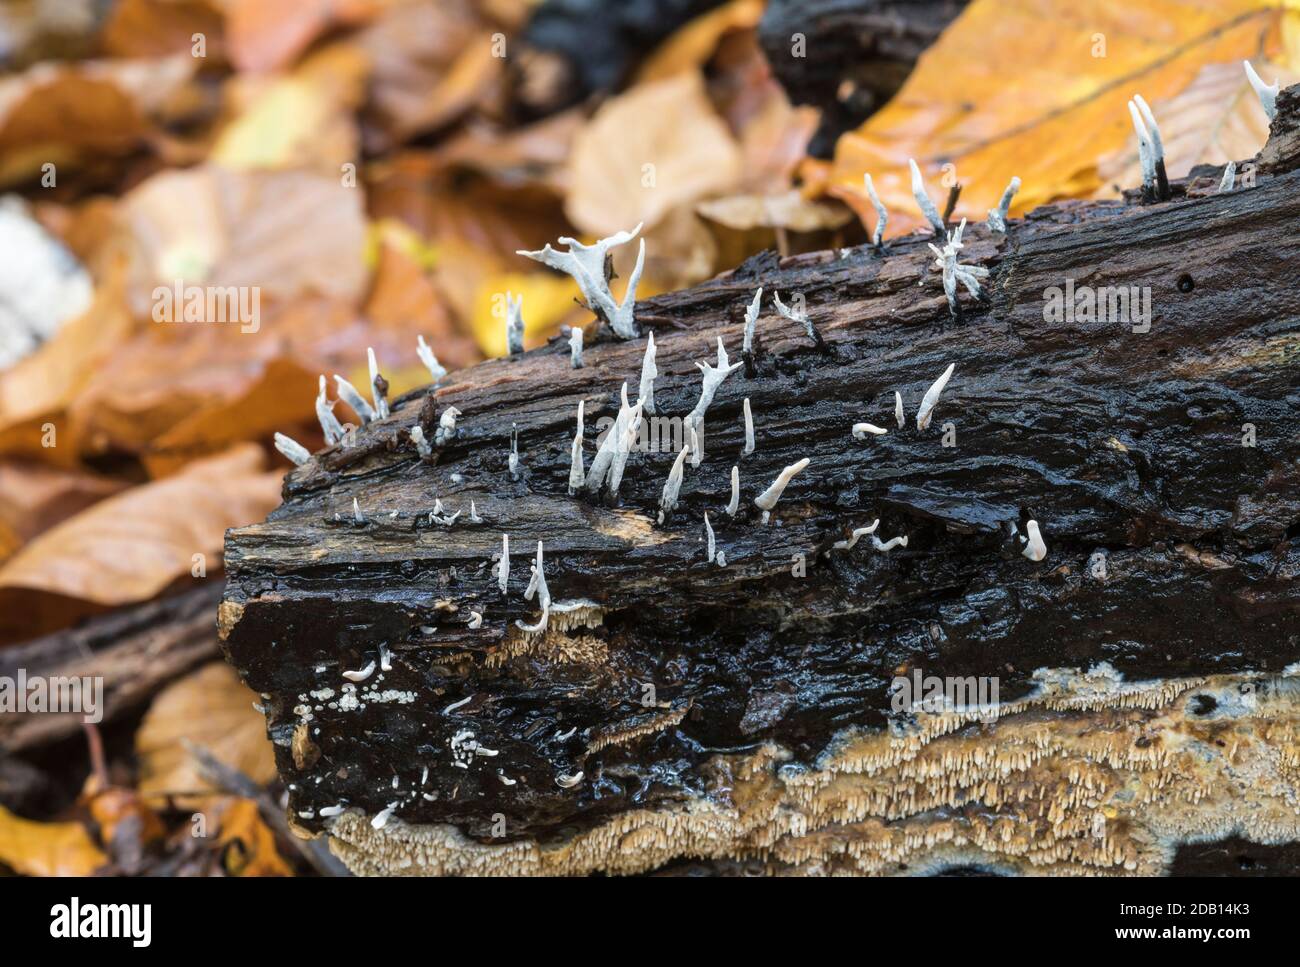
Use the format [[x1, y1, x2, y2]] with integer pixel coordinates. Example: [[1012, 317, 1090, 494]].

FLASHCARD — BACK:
[[221, 86, 1300, 876]]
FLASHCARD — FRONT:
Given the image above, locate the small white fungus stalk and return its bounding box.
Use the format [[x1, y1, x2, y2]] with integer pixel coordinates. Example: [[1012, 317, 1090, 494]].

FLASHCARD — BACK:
[[852, 423, 888, 439], [508, 423, 520, 477], [516, 541, 551, 633], [871, 534, 908, 552], [863, 173, 888, 245], [686, 338, 742, 446], [773, 291, 821, 346], [568, 326, 584, 368], [352, 497, 365, 524], [725, 466, 739, 516], [409, 425, 432, 459], [334, 374, 375, 426], [928, 220, 988, 314], [908, 158, 946, 235], [367, 347, 389, 420], [343, 660, 376, 682], [274, 432, 310, 466], [894, 391, 905, 429], [435, 405, 461, 446], [986, 176, 1020, 233], [468, 501, 482, 523], [1218, 161, 1236, 193], [1127, 96, 1169, 200], [518, 226, 645, 339], [496, 534, 509, 594], [742, 287, 762, 355], [1022, 519, 1047, 561], [607, 400, 644, 496], [916, 363, 955, 431], [704, 511, 715, 563], [505, 292, 525, 356], [416, 335, 446, 383], [587, 383, 633, 492], [316, 375, 345, 445], [659, 445, 690, 523], [833, 520, 879, 551], [754, 457, 809, 523], [568, 400, 585, 494], [1243, 60, 1279, 120], [743, 397, 755, 455], [468, 611, 483, 629], [638, 330, 657, 415], [555, 771, 583, 789]]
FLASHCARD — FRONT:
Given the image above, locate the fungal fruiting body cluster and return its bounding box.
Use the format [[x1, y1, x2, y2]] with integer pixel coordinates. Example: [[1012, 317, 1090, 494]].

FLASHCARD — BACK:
[[517, 225, 645, 339]]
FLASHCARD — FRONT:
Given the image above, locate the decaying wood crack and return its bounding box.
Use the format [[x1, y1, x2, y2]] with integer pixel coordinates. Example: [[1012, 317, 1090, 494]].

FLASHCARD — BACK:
[[221, 85, 1300, 876]]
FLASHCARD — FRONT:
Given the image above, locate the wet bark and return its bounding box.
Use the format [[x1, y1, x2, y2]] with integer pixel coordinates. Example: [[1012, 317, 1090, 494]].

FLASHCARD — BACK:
[[221, 92, 1300, 869]]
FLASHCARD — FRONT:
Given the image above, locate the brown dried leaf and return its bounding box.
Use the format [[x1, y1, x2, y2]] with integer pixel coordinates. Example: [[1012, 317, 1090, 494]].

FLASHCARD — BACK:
[[135, 662, 277, 806], [564, 70, 743, 237], [0, 445, 281, 639]]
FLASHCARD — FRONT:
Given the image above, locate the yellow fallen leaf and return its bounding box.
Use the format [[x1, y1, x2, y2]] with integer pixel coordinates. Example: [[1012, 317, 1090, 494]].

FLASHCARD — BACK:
[[828, 0, 1300, 234], [565, 70, 743, 237], [215, 797, 294, 877], [136, 662, 277, 807], [0, 803, 106, 877]]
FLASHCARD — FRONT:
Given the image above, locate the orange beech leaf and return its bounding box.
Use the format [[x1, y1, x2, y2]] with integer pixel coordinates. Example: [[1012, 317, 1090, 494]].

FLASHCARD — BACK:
[[0, 445, 281, 640], [828, 0, 1300, 235], [0, 463, 126, 566], [214, 797, 294, 877], [135, 663, 278, 808]]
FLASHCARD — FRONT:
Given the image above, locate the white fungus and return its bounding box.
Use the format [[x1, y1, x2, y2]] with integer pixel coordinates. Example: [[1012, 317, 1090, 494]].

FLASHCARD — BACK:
[[334, 374, 375, 426], [916, 363, 955, 431], [367, 347, 389, 420], [274, 432, 310, 466], [863, 172, 888, 246], [833, 520, 879, 550], [416, 334, 446, 383], [986, 176, 1021, 233], [316, 375, 345, 445], [639, 330, 657, 415], [754, 458, 809, 522], [505, 292, 525, 355], [742, 287, 762, 355], [518, 227, 646, 339], [908, 158, 946, 235], [852, 423, 888, 439], [743, 397, 755, 455], [725, 466, 740, 516], [1022, 519, 1047, 561], [343, 660, 376, 682], [1243, 60, 1278, 120]]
